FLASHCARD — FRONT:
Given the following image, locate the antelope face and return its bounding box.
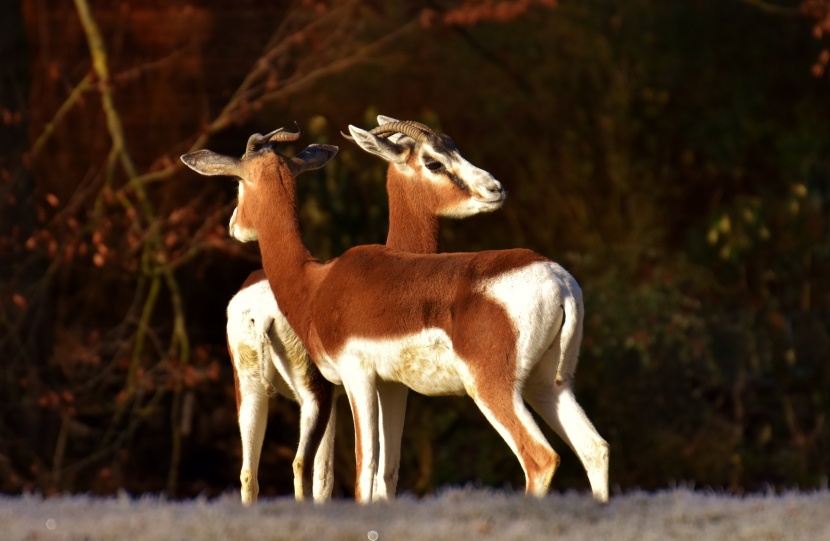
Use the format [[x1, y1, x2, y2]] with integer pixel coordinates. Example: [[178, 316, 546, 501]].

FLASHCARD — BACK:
[[346, 117, 506, 220], [412, 135, 506, 219]]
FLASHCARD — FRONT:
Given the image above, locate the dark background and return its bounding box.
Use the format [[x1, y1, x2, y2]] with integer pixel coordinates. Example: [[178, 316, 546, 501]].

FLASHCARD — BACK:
[[1, 0, 829, 499]]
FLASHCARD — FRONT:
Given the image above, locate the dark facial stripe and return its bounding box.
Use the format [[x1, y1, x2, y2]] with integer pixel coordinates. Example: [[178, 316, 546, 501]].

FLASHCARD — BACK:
[[447, 170, 470, 192]]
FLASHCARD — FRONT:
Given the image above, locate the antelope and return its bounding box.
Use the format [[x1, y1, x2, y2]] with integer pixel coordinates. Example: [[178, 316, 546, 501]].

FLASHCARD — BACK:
[[221, 128, 339, 504], [181, 125, 609, 504], [224, 117, 506, 504]]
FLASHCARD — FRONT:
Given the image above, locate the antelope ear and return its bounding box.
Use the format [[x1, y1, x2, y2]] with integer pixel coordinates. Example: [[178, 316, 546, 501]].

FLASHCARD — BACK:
[[347, 125, 410, 164], [180, 150, 242, 178], [288, 144, 338, 176]]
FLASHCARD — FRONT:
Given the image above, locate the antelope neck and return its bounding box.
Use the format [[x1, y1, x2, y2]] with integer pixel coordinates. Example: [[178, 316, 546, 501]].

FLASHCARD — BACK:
[[385, 165, 439, 254], [256, 160, 445, 355], [254, 165, 326, 350]]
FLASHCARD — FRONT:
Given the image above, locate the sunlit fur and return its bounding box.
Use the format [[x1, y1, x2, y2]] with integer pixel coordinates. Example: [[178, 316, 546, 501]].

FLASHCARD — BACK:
[[228, 185, 258, 242], [222, 117, 507, 504], [181, 126, 609, 505], [227, 274, 336, 503]]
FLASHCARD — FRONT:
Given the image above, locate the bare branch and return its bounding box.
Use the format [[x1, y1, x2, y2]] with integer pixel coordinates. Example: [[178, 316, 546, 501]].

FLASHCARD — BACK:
[[27, 72, 93, 161]]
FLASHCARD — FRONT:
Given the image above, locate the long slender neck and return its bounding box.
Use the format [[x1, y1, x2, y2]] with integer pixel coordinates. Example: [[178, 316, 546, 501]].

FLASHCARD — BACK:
[[254, 165, 321, 346], [385, 164, 440, 254]]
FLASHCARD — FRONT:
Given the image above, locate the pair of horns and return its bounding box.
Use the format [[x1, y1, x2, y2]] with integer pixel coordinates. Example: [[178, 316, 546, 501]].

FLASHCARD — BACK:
[[245, 124, 303, 154], [340, 120, 436, 144], [245, 119, 434, 153], [368, 120, 434, 143]]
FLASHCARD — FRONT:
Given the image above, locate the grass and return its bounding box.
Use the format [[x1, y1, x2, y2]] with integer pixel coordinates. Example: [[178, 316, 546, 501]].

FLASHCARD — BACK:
[[3, 487, 829, 540]]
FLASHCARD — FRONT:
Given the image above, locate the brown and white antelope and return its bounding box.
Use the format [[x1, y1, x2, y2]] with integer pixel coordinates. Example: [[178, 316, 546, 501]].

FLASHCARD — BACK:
[[220, 128, 338, 504], [182, 124, 609, 504], [224, 117, 506, 504]]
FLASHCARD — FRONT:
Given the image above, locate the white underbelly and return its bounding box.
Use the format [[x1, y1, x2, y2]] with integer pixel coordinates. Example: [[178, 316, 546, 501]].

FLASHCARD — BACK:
[[342, 329, 468, 396]]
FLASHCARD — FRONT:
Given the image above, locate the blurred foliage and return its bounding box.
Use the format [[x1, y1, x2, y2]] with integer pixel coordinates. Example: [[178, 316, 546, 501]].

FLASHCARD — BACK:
[[1, 0, 829, 499]]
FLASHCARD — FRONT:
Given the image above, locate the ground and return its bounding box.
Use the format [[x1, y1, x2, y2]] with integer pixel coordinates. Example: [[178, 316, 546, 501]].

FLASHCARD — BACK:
[[2, 487, 829, 540]]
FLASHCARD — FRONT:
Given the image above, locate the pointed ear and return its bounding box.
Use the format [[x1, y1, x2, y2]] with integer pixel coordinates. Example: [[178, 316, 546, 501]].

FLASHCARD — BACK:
[[347, 125, 410, 164], [180, 150, 242, 178], [288, 144, 338, 176]]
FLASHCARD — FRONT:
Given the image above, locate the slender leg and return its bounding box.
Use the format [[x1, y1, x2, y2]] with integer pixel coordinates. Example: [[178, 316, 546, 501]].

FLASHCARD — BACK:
[[524, 379, 609, 502], [471, 384, 559, 497], [340, 362, 379, 504], [312, 393, 338, 502], [373, 381, 408, 500], [234, 344, 270, 505], [453, 297, 559, 497], [292, 399, 320, 499], [292, 377, 333, 500]]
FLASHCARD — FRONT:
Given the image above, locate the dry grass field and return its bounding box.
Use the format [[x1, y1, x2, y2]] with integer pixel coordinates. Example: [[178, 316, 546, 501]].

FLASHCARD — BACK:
[[3, 487, 829, 541]]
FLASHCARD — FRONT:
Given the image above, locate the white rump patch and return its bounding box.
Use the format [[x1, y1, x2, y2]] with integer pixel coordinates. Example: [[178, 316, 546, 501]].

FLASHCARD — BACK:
[[479, 261, 579, 380]]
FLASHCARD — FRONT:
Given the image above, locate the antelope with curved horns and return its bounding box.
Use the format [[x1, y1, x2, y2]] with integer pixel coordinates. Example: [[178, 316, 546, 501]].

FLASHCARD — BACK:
[[182, 124, 609, 504], [223, 117, 506, 504]]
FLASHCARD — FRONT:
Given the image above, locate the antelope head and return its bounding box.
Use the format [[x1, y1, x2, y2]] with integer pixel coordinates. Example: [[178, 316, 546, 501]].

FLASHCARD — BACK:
[[345, 115, 506, 218]]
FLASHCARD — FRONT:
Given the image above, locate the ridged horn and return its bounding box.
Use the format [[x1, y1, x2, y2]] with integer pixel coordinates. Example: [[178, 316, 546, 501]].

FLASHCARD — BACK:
[[369, 120, 433, 143], [269, 122, 302, 142], [244, 124, 303, 154], [246, 128, 284, 154]]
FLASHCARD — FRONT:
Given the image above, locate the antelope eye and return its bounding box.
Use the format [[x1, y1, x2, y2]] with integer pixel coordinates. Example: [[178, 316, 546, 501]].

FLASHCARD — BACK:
[[424, 160, 444, 172]]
